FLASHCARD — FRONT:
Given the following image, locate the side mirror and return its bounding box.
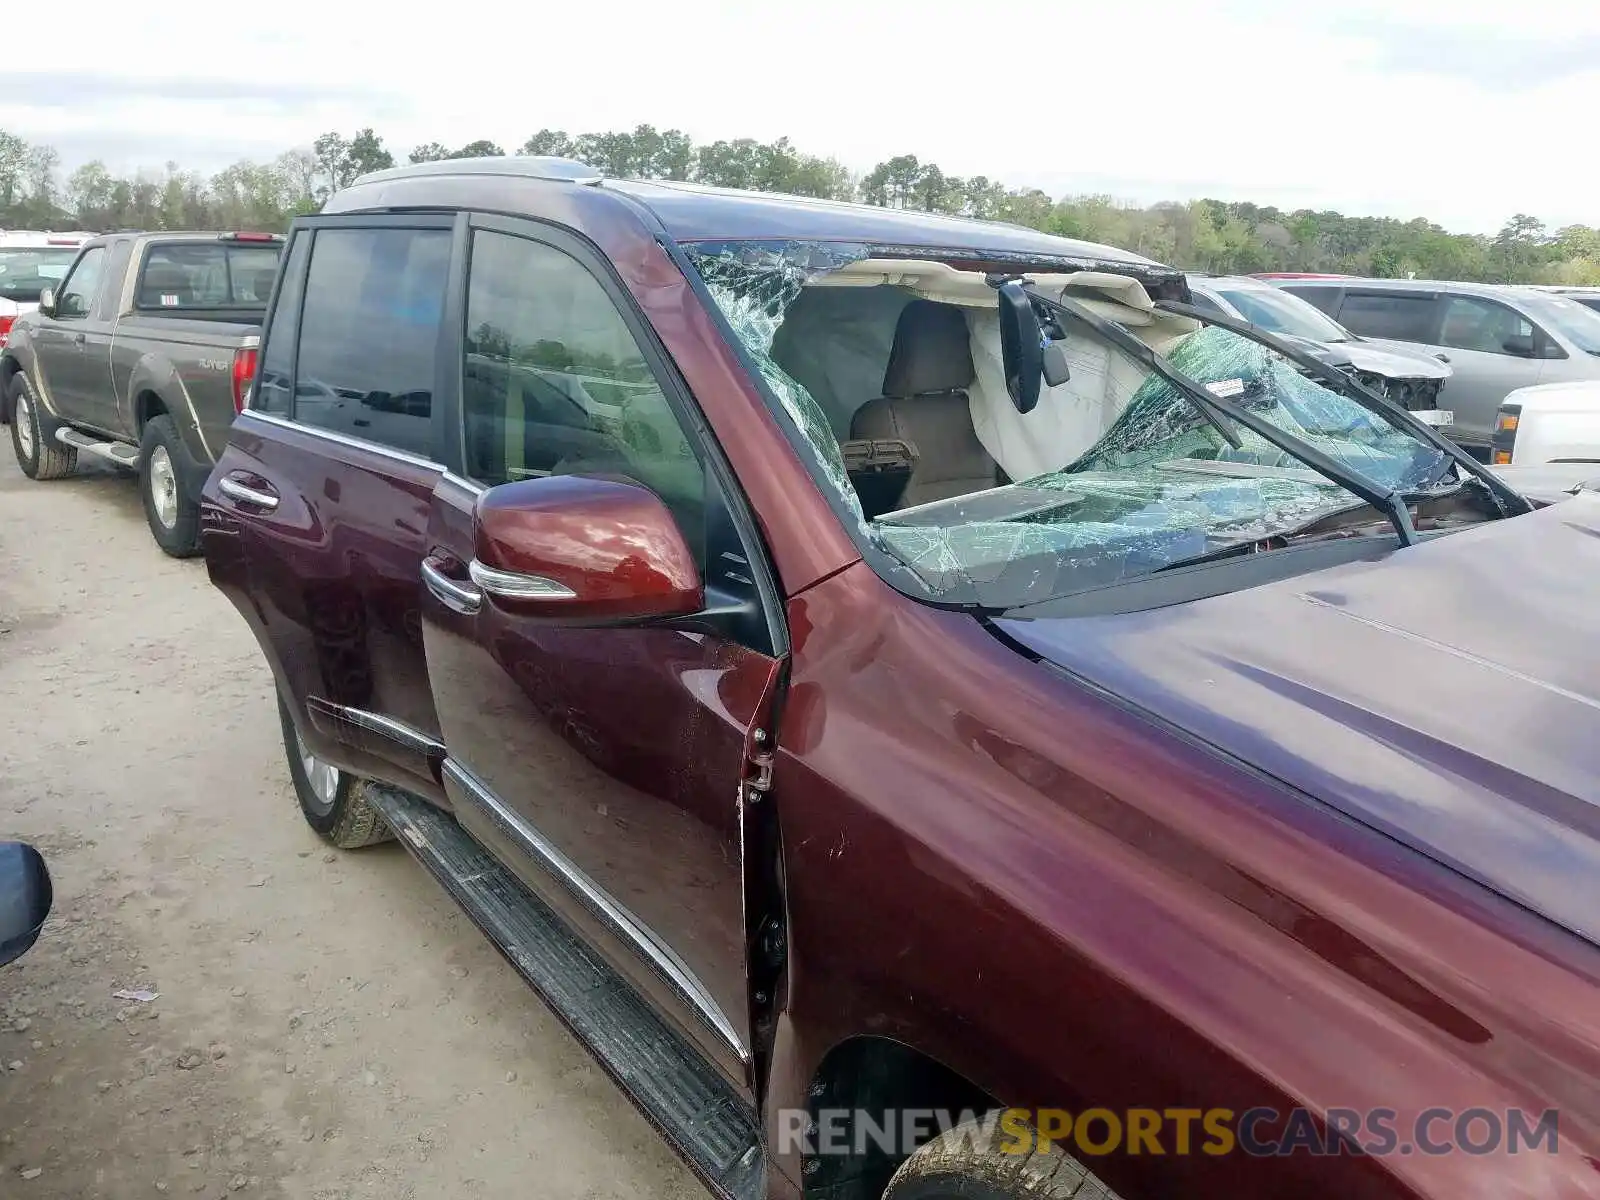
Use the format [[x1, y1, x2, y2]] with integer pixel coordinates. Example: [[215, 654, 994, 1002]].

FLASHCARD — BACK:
[[996, 281, 1044, 414], [472, 474, 703, 624], [1502, 333, 1536, 358], [0, 842, 53, 967], [36, 288, 56, 318]]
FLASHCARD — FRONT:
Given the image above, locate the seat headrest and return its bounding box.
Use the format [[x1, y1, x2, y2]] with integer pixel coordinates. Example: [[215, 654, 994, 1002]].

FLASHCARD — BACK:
[[882, 300, 975, 397], [141, 265, 190, 301]]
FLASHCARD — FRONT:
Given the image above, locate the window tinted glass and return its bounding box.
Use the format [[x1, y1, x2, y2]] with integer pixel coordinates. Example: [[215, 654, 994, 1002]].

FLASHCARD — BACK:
[[1279, 285, 1341, 316], [1438, 296, 1534, 355], [462, 229, 704, 551], [254, 232, 309, 415], [1334, 292, 1438, 342], [56, 246, 106, 317], [137, 242, 282, 309], [293, 227, 451, 457]]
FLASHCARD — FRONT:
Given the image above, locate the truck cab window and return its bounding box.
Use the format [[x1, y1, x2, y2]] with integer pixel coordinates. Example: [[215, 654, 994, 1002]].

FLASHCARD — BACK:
[[461, 229, 705, 559], [292, 227, 450, 459], [55, 246, 106, 318]]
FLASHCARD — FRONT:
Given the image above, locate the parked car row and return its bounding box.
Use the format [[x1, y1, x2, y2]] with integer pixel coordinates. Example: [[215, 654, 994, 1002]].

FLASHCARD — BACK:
[[5, 162, 1600, 1200], [1253, 275, 1600, 455]]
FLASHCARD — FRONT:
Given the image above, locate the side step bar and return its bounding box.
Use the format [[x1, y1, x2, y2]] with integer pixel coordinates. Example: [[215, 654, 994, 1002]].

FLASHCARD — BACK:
[[365, 784, 765, 1200], [56, 427, 139, 468]]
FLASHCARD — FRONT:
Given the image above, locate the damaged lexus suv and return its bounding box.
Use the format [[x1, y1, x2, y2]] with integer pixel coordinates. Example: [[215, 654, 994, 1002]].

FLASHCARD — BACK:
[[201, 157, 1600, 1200]]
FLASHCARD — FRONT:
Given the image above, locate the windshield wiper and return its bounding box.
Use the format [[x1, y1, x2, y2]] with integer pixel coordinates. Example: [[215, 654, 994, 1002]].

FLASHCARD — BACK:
[[1153, 297, 1534, 519], [1025, 286, 1423, 548]]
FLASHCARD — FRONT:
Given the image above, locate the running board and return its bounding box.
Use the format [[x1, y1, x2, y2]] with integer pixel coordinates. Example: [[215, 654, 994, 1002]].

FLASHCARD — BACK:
[[56, 427, 139, 468], [364, 784, 765, 1200]]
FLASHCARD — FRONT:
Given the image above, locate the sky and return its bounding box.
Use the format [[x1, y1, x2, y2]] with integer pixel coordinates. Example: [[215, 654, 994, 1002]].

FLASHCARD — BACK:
[[4, 0, 1596, 236]]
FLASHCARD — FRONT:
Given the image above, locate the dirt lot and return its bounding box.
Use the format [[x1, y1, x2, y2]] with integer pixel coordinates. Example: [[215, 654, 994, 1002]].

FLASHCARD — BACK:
[[0, 447, 703, 1198]]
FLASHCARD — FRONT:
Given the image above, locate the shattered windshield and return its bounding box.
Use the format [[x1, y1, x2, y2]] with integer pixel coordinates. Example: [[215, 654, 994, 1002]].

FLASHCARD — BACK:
[[685, 241, 1454, 608]]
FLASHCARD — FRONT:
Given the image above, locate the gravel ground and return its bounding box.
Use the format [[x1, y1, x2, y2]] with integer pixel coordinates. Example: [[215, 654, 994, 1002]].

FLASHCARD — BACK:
[[0, 446, 704, 1199]]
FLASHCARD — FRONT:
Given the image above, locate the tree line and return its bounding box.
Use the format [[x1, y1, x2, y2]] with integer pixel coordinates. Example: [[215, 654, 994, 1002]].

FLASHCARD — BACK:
[[2, 125, 1596, 285]]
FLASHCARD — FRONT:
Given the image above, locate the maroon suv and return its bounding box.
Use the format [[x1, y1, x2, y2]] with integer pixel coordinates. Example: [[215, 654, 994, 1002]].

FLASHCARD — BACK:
[[200, 157, 1600, 1200]]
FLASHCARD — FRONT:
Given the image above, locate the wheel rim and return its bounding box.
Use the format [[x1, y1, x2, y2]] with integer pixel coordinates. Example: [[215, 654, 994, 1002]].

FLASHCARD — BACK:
[[292, 725, 342, 815], [148, 445, 179, 529], [14, 389, 34, 459]]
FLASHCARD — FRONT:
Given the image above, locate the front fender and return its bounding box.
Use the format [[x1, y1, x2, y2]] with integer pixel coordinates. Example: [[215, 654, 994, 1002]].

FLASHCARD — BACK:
[[762, 561, 1600, 1200]]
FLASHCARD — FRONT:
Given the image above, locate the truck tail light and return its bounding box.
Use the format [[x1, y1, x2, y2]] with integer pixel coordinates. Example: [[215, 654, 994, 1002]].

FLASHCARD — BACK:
[[231, 346, 259, 413], [0, 314, 13, 349]]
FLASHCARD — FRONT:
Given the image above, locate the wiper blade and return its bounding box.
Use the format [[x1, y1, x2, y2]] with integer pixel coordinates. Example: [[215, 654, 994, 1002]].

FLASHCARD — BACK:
[[1025, 286, 1422, 548], [1030, 288, 1244, 450], [1154, 297, 1534, 520]]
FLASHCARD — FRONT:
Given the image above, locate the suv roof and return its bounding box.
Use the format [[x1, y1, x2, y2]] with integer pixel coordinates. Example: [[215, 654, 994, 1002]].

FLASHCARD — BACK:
[[1278, 276, 1549, 299], [341, 156, 1166, 271]]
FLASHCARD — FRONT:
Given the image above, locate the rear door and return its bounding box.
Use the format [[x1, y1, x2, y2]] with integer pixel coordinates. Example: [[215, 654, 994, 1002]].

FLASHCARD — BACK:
[[202, 213, 461, 804], [419, 215, 787, 1092]]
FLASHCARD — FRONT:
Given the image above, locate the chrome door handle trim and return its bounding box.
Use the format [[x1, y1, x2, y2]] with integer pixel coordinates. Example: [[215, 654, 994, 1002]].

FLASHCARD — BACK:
[[468, 558, 577, 601], [217, 477, 278, 510], [421, 557, 482, 615]]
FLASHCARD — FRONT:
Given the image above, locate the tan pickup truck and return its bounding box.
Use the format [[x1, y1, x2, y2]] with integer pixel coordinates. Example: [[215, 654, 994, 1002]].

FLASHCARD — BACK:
[[1, 230, 283, 555]]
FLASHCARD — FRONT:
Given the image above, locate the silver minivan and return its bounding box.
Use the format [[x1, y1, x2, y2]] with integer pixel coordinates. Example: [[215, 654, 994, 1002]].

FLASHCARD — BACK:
[[1266, 277, 1600, 452]]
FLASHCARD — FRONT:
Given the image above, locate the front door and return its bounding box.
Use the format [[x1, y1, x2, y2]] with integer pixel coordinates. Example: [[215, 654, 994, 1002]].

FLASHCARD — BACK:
[[420, 216, 785, 1091], [31, 243, 112, 426], [1432, 294, 1548, 446], [203, 214, 459, 802]]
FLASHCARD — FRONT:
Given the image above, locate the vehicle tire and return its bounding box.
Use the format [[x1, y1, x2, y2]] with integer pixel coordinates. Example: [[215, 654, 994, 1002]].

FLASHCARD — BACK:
[[8, 374, 77, 480], [881, 1115, 1126, 1200], [277, 696, 393, 850], [138, 414, 202, 557]]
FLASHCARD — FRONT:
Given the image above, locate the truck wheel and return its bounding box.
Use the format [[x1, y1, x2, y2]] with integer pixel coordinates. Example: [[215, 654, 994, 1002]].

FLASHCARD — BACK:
[[8, 374, 77, 480], [138, 415, 201, 557], [881, 1116, 1127, 1200], [278, 696, 393, 850]]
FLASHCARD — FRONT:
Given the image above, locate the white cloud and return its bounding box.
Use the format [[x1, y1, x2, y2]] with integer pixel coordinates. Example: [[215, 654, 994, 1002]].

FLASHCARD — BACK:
[[5, 0, 1597, 234]]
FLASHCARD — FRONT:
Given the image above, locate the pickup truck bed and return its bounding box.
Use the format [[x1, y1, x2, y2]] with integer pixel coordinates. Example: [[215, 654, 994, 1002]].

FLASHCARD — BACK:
[[0, 230, 283, 556]]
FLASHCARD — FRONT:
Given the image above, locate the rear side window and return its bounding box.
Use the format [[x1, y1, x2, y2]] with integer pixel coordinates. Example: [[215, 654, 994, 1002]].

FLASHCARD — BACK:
[[1334, 292, 1438, 343], [136, 242, 283, 309], [253, 233, 310, 416], [292, 227, 451, 459], [1280, 286, 1340, 316]]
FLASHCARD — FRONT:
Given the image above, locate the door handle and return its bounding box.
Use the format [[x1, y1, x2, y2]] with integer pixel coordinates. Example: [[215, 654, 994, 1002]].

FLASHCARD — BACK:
[[72, 333, 86, 347], [422, 556, 482, 615], [217, 476, 279, 511]]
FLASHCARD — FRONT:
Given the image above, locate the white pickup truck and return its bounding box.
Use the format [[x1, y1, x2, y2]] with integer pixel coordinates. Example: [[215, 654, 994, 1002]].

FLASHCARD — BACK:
[[1486, 379, 1600, 504]]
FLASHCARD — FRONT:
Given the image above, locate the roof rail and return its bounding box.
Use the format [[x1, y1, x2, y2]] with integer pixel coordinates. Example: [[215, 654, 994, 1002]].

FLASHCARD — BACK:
[[351, 155, 603, 188]]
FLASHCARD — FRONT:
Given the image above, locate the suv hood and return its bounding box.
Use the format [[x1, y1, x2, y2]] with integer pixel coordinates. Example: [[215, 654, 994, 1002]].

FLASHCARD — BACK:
[[1343, 340, 1451, 381], [997, 495, 1600, 948]]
